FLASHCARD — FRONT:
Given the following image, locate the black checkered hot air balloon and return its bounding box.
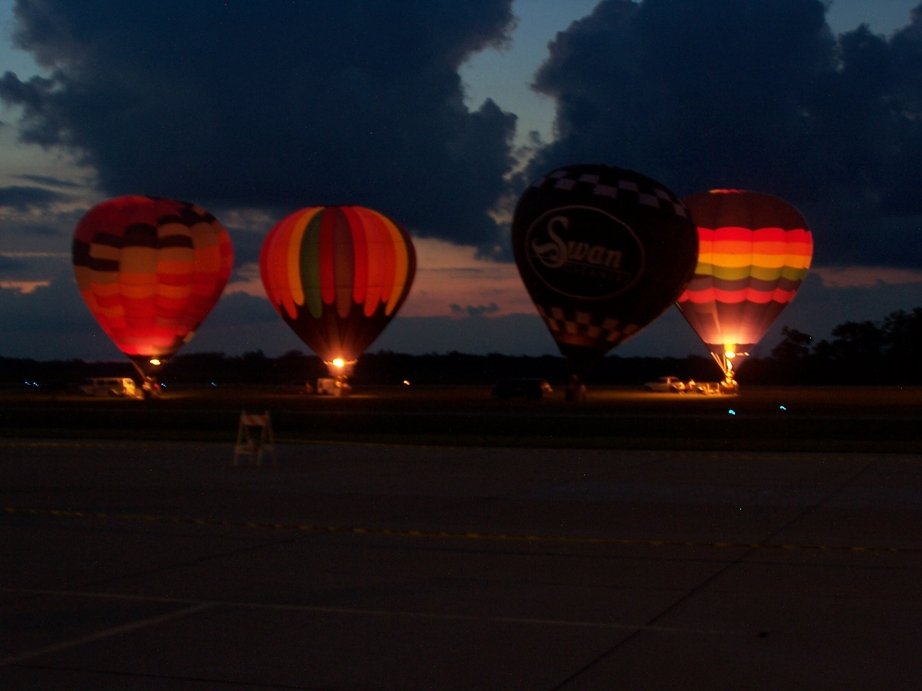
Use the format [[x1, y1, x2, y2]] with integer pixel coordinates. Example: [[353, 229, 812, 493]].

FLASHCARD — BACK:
[[512, 164, 698, 398]]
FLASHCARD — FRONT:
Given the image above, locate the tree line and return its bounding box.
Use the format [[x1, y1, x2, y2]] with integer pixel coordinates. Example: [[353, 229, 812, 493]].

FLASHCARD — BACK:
[[746, 307, 922, 385], [2, 307, 920, 388]]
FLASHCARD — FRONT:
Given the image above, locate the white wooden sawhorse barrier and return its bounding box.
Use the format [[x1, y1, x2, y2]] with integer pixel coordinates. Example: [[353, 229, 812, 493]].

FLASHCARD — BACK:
[[233, 410, 277, 466]]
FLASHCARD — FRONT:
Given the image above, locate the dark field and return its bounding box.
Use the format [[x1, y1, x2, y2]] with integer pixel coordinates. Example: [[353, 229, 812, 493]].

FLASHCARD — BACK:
[[1, 384, 920, 451]]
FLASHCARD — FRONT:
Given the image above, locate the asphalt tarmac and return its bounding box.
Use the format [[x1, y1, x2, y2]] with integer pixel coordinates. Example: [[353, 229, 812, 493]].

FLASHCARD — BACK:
[[3, 436, 922, 689]]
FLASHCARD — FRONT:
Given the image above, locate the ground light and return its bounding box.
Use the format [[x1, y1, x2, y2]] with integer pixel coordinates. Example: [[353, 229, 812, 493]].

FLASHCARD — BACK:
[[323, 356, 357, 396], [325, 357, 357, 378], [709, 345, 746, 393], [128, 357, 165, 398]]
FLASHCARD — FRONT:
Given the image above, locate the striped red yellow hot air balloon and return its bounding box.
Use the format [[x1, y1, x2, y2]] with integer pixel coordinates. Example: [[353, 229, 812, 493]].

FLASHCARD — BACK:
[[259, 205, 415, 378], [676, 189, 813, 382], [72, 195, 233, 381]]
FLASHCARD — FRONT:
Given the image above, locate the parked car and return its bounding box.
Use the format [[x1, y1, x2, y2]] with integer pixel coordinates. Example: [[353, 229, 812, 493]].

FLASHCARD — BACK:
[[492, 378, 553, 400], [644, 376, 686, 393]]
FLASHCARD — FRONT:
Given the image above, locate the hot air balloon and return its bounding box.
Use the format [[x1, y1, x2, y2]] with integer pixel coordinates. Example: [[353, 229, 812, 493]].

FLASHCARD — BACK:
[[72, 195, 234, 391], [676, 189, 813, 386], [259, 205, 416, 385], [512, 164, 699, 398]]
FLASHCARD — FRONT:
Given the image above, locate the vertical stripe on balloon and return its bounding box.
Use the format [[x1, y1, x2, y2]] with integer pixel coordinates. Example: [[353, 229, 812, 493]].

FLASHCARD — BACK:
[[345, 206, 369, 308]]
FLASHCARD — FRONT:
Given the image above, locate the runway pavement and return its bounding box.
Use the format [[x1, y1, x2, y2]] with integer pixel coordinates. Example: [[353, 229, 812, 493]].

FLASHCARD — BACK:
[[3, 438, 922, 689]]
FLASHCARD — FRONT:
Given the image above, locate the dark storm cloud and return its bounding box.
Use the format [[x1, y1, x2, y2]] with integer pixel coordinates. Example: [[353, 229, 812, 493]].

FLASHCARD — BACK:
[[449, 302, 500, 317], [0, 184, 71, 210], [226, 228, 265, 268], [0, 250, 69, 282], [0, 271, 127, 360], [0, 271, 87, 329], [527, 0, 922, 269], [2, 218, 70, 238], [0, 254, 27, 271], [0, 0, 516, 247]]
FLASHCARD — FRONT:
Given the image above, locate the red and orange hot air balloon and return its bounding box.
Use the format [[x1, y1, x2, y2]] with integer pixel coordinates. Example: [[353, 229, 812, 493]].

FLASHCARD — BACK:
[[72, 195, 234, 386], [259, 205, 416, 382], [676, 189, 813, 384]]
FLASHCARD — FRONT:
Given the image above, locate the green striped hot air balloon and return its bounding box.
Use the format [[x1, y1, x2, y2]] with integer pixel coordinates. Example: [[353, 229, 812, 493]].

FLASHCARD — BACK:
[[259, 205, 416, 380]]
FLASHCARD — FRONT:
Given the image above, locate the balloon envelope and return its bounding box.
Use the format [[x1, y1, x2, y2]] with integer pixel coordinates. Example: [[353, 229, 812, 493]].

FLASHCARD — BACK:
[[512, 164, 698, 379], [676, 189, 813, 374], [72, 195, 233, 376], [259, 205, 416, 370]]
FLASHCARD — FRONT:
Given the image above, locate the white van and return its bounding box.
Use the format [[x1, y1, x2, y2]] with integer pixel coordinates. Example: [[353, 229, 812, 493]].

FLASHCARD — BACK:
[[79, 377, 142, 399], [316, 377, 351, 396]]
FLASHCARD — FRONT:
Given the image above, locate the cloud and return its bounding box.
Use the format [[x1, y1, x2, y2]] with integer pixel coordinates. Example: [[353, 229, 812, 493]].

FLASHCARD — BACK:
[[0, 250, 69, 279], [0, 184, 71, 210], [0, 196, 82, 254], [15, 173, 83, 189], [0, 0, 517, 248], [525, 0, 922, 269], [449, 302, 500, 317], [0, 254, 27, 271]]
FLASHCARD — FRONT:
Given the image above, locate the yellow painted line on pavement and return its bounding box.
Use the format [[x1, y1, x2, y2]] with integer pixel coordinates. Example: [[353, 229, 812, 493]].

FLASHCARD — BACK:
[[4, 506, 917, 555]]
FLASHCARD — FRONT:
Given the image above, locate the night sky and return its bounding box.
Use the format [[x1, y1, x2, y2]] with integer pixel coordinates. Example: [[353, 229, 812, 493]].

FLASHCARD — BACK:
[[1, 0, 921, 362]]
